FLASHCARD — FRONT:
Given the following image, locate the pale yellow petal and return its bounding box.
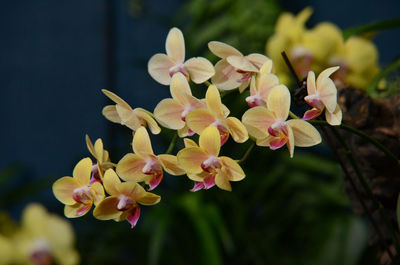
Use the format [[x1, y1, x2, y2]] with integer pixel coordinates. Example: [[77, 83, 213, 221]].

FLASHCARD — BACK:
[[116, 153, 148, 182], [157, 154, 186, 175], [318, 78, 337, 113], [115, 181, 146, 199], [154, 98, 185, 129], [132, 127, 154, 157], [183, 138, 198, 148], [227, 55, 258, 72], [226, 117, 248, 143], [137, 191, 161, 205], [219, 156, 245, 181], [245, 53, 270, 69], [85, 134, 95, 158], [186, 109, 216, 134], [206, 84, 224, 118], [208, 41, 242, 58], [148, 53, 176, 85], [325, 104, 342, 126], [199, 126, 220, 156], [102, 105, 121, 123], [184, 57, 215, 84], [90, 182, 105, 206], [215, 170, 232, 191], [307, 71, 317, 95], [64, 203, 92, 218], [259, 59, 273, 75], [72, 157, 92, 186], [53, 177, 80, 205], [170, 72, 192, 101], [287, 125, 295, 158], [134, 108, 161, 135], [166, 27, 185, 63], [93, 196, 122, 220], [178, 124, 193, 138], [211, 59, 242, 90], [22, 203, 48, 234], [177, 147, 209, 174], [286, 119, 321, 147], [316, 66, 339, 89], [267, 85, 291, 120], [93, 139, 104, 162], [256, 135, 274, 147], [102, 89, 132, 110], [242, 106, 275, 139], [238, 79, 251, 93], [258, 73, 280, 100], [103, 169, 121, 196]]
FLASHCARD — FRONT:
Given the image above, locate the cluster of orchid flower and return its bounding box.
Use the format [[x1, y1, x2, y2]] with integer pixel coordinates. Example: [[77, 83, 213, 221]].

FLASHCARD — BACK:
[[53, 27, 342, 228]]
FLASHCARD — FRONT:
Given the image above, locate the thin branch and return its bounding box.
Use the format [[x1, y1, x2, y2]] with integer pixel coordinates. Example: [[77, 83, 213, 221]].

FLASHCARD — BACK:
[[165, 133, 178, 154], [238, 142, 256, 165]]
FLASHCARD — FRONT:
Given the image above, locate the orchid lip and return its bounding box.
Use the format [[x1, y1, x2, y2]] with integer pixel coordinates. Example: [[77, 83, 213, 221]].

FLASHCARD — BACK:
[[72, 186, 92, 204], [246, 94, 264, 108], [181, 104, 195, 121], [117, 195, 134, 211], [201, 156, 220, 173], [304, 93, 324, 110], [169, 63, 189, 78], [268, 119, 287, 137], [142, 158, 160, 175]]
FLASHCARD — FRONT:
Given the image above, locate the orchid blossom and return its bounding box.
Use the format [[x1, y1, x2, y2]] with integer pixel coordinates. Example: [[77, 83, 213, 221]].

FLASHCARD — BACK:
[[303, 66, 342, 125], [177, 126, 245, 191], [153, 72, 205, 137], [148, 27, 215, 85], [53, 158, 105, 218], [185, 84, 248, 145], [102, 89, 161, 135], [85, 135, 113, 184], [242, 85, 321, 157], [93, 169, 160, 228], [208, 41, 272, 92], [116, 127, 185, 190]]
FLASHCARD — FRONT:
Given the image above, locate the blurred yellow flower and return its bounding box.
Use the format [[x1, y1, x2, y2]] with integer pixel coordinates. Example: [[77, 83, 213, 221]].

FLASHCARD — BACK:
[[177, 126, 245, 191], [102, 89, 161, 134], [93, 169, 160, 228], [186, 84, 248, 145], [148, 27, 215, 85], [242, 85, 321, 157], [53, 157, 105, 218], [116, 127, 185, 190]]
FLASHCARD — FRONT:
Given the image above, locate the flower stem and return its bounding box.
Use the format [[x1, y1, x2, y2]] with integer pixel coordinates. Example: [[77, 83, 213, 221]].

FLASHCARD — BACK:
[[281, 51, 301, 87], [165, 133, 178, 154], [204, 80, 211, 86], [239, 142, 256, 165], [289, 111, 299, 119]]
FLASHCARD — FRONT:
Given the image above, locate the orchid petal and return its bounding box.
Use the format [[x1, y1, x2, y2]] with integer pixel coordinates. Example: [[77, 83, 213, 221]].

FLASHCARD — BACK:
[[178, 124, 195, 137], [245, 53, 270, 69], [177, 147, 209, 174], [258, 73, 280, 100], [316, 66, 339, 89], [206, 85, 224, 119], [203, 175, 216, 189], [238, 79, 251, 93], [183, 138, 198, 148], [64, 203, 92, 218], [199, 126, 221, 156], [157, 154, 186, 175], [208, 41, 242, 58], [307, 71, 317, 95], [215, 169, 232, 191], [136, 191, 161, 206], [90, 182, 105, 206], [184, 57, 215, 84], [52, 177, 80, 205], [93, 196, 121, 220], [211, 59, 242, 90], [242, 106, 275, 139], [148, 173, 163, 191], [186, 109, 216, 134], [227, 55, 258, 72], [219, 157, 245, 181], [226, 117, 248, 143], [103, 169, 121, 196], [102, 105, 121, 123], [302, 108, 322, 120], [256, 135, 274, 147], [259, 59, 273, 75], [269, 137, 288, 150], [148, 53, 176, 85], [325, 104, 342, 126], [170, 72, 192, 100], [318, 78, 337, 113], [93, 139, 104, 162], [73, 157, 92, 186], [134, 108, 161, 135], [116, 153, 148, 182], [115, 182, 145, 199], [127, 206, 141, 228], [154, 99, 185, 129], [190, 182, 204, 192], [166, 27, 185, 63], [102, 89, 132, 110], [287, 125, 295, 158], [132, 127, 154, 157], [267, 85, 291, 120], [287, 119, 321, 147]]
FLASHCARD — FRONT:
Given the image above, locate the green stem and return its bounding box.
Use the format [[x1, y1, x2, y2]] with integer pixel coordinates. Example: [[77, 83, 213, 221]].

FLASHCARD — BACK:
[[289, 111, 299, 119], [367, 56, 400, 98], [165, 133, 178, 154], [329, 127, 400, 255], [238, 142, 255, 165], [204, 80, 212, 86], [309, 120, 400, 165]]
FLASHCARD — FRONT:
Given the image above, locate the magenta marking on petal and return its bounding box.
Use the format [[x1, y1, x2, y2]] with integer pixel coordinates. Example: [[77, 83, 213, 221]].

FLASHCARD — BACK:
[[302, 109, 322, 120], [76, 204, 91, 217], [89, 169, 102, 185], [269, 138, 287, 150], [127, 206, 141, 229], [190, 182, 204, 192], [203, 175, 216, 190], [268, 126, 279, 137], [187, 129, 195, 136], [148, 172, 163, 191]]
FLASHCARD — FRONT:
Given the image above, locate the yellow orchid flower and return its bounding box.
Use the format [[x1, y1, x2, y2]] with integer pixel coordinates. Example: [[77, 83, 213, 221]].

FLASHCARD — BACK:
[[242, 85, 321, 157], [303, 66, 342, 125], [116, 127, 185, 190], [153, 72, 205, 137], [245, 62, 280, 108], [177, 126, 245, 191], [12, 203, 79, 265], [93, 169, 160, 228], [0, 235, 14, 265], [148, 27, 215, 85], [85, 134, 113, 184], [102, 89, 161, 134], [185, 84, 248, 145], [53, 157, 105, 218], [208, 41, 272, 92]]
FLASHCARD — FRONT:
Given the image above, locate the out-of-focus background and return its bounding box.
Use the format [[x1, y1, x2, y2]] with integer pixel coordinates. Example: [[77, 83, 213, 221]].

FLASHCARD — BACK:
[[1, 0, 400, 264]]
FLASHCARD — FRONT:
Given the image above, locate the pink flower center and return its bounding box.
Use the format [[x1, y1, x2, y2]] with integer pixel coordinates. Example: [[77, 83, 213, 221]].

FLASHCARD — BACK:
[[268, 120, 288, 137], [201, 156, 220, 173], [304, 93, 324, 110], [29, 238, 52, 265], [72, 186, 92, 204], [142, 158, 161, 175], [210, 121, 229, 146], [117, 195, 135, 211], [181, 104, 195, 121], [245, 94, 265, 107], [236, 70, 253, 83], [169, 63, 189, 79]]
